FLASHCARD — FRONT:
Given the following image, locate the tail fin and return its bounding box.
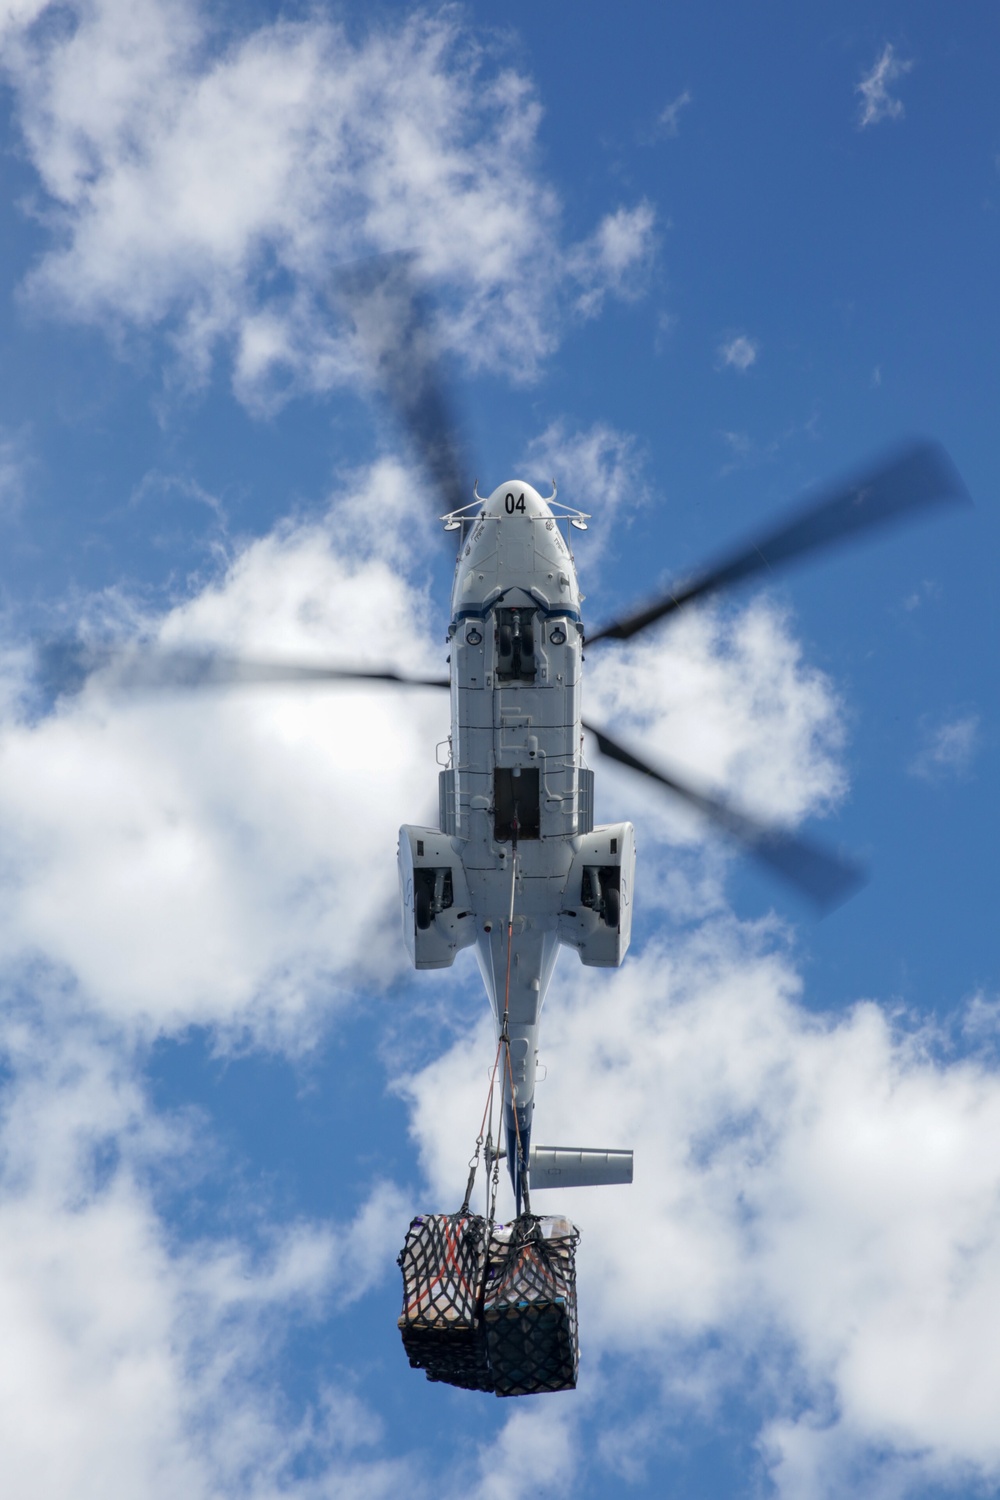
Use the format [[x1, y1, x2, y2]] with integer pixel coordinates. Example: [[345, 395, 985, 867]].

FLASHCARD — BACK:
[[529, 1147, 633, 1190]]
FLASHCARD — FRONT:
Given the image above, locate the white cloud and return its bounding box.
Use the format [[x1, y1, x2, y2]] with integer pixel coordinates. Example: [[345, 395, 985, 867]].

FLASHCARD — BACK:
[[718, 334, 758, 372], [585, 599, 847, 841], [0, 0, 48, 40], [470, 1404, 577, 1500], [856, 44, 913, 130], [404, 923, 1000, 1497], [569, 201, 657, 318], [2, 0, 654, 407], [910, 712, 981, 780], [0, 1005, 409, 1500], [0, 459, 449, 1042], [657, 88, 693, 139]]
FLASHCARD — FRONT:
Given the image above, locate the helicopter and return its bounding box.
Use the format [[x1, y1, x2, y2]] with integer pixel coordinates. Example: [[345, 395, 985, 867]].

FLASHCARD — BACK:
[[44, 259, 970, 1215]]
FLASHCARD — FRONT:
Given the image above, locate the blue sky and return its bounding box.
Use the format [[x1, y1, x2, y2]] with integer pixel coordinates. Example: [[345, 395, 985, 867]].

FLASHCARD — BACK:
[[0, 3, 997, 1497]]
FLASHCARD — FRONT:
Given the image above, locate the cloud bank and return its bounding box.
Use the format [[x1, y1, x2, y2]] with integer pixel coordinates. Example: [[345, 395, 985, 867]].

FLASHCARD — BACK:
[[1, 0, 655, 406]]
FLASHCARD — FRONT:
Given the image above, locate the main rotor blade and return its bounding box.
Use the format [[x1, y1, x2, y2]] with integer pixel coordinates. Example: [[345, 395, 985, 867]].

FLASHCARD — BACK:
[[37, 641, 450, 699], [334, 253, 470, 518], [586, 439, 969, 646], [584, 719, 865, 911]]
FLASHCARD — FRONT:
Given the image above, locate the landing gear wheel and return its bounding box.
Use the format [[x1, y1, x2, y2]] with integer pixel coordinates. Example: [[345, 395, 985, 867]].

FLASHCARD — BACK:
[[415, 885, 432, 931], [603, 883, 620, 929]]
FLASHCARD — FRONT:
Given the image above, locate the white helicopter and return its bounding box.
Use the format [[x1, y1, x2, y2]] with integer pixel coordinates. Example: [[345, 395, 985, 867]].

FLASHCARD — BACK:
[[45, 261, 970, 1215]]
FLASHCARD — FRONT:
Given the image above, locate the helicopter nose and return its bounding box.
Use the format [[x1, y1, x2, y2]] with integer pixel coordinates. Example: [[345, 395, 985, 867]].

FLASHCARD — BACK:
[[483, 482, 554, 520]]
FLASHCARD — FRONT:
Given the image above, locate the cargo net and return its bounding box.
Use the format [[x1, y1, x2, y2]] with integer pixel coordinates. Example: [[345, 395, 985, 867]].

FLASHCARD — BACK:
[[484, 1216, 580, 1397], [397, 1213, 493, 1392], [398, 1213, 580, 1397]]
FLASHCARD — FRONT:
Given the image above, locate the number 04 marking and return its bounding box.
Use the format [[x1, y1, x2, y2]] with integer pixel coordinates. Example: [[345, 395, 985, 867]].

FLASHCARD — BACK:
[[504, 492, 527, 514]]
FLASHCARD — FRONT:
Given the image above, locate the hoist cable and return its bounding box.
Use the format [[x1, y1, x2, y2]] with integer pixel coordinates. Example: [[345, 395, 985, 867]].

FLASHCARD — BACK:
[[459, 1036, 503, 1215], [499, 834, 531, 1216]]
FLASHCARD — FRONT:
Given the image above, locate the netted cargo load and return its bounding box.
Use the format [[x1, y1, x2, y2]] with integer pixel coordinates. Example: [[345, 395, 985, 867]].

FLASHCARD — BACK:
[[397, 1213, 494, 1392], [483, 1215, 580, 1397]]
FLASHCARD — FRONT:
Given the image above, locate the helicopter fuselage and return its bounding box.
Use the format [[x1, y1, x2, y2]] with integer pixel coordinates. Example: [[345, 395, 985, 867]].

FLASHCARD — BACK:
[[398, 481, 635, 1203]]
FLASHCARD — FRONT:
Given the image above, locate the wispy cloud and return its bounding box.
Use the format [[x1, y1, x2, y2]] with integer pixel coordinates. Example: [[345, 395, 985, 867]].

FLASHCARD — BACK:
[[657, 88, 693, 139], [716, 410, 820, 476], [856, 44, 913, 129], [717, 334, 758, 372], [910, 712, 981, 780], [569, 201, 658, 318], [902, 578, 942, 612], [0, 1006, 409, 1499]]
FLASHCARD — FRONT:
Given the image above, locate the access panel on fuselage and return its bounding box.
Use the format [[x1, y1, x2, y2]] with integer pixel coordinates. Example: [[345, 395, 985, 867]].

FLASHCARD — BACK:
[[491, 605, 581, 834], [451, 603, 584, 844], [494, 767, 541, 840]]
